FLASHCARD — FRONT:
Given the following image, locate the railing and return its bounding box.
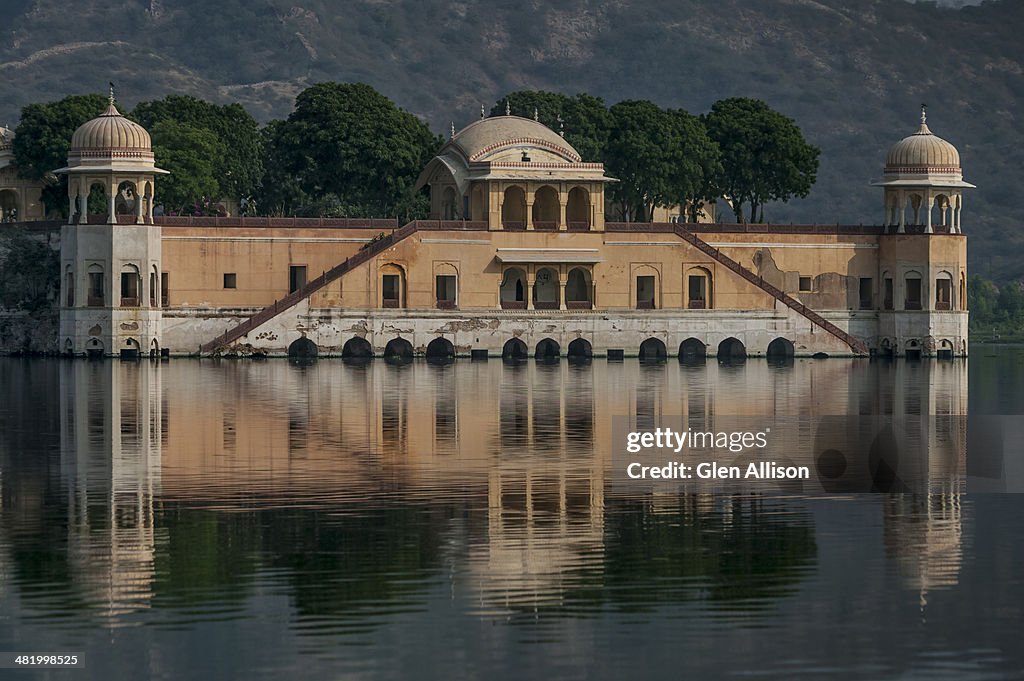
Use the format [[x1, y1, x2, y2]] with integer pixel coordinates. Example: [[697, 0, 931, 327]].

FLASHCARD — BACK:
[[502, 221, 526, 231], [636, 300, 655, 310], [500, 300, 526, 310], [606, 222, 888, 236], [688, 300, 706, 309], [120, 297, 139, 307], [534, 301, 559, 310], [936, 300, 951, 311], [436, 300, 456, 310], [155, 216, 400, 229], [671, 224, 870, 355], [566, 301, 592, 310], [567, 222, 591, 232], [87, 296, 104, 307], [533, 221, 558, 231], [905, 300, 923, 311], [382, 298, 400, 309]]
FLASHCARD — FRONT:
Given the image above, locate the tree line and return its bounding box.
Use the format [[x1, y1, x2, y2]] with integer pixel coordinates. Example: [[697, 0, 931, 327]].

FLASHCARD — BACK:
[[10, 83, 819, 223]]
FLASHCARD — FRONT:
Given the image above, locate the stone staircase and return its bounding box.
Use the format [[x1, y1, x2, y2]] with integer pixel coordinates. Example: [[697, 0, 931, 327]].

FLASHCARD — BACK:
[[671, 225, 870, 355]]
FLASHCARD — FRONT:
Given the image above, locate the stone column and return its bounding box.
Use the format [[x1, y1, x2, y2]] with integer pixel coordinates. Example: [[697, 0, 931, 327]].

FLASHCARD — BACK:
[[526, 194, 534, 231], [107, 182, 117, 224], [559, 193, 568, 231], [559, 269, 568, 311], [79, 193, 88, 224], [925, 190, 933, 234], [136, 190, 144, 224], [527, 270, 535, 310], [898, 190, 906, 233]]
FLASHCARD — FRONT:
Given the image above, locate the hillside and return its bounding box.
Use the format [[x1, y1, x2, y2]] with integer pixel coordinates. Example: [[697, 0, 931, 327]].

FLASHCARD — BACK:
[[0, 0, 1021, 279]]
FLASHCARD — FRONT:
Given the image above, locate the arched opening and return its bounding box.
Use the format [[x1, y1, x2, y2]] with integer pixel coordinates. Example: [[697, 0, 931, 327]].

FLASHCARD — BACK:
[[435, 263, 458, 309], [425, 337, 456, 363], [567, 338, 592, 363], [678, 338, 706, 364], [886, 193, 899, 227], [87, 263, 105, 307], [905, 339, 922, 361], [470, 184, 485, 221], [86, 338, 104, 359], [288, 337, 318, 360], [384, 337, 414, 363], [908, 193, 923, 226], [87, 182, 108, 224], [565, 267, 592, 309], [535, 337, 560, 362], [686, 267, 712, 309], [64, 338, 74, 356], [960, 273, 967, 310], [116, 181, 138, 217], [441, 186, 458, 220], [531, 185, 559, 230], [766, 337, 795, 365], [499, 267, 526, 309], [879, 337, 895, 360], [143, 182, 153, 223], [0, 189, 18, 222], [121, 338, 140, 360], [567, 187, 590, 230], [533, 267, 559, 309], [120, 264, 141, 307], [937, 339, 954, 361], [342, 336, 373, 361], [502, 338, 529, 361], [639, 337, 667, 363], [932, 194, 951, 230], [717, 337, 747, 363], [904, 271, 923, 310], [380, 264, 405, 309], [149, 338, 160, 359], [501, 185, 526, 230], [150, 266, 159, 307], [935, 271, 953, 310]]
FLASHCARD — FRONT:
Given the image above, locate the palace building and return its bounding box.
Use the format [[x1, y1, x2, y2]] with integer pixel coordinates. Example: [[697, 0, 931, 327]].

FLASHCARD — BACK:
[[42, 97, 969, 359]]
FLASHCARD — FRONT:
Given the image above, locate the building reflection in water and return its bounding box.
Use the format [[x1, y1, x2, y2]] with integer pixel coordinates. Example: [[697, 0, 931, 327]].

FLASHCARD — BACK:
[[26, 356, 970, 626]]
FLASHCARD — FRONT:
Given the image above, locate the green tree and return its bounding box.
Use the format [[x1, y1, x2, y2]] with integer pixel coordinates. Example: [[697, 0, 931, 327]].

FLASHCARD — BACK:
[[703, 97, 820, 223], [0, 229, 59, 311], [130, 95, 263, 203], [149, 120, 225, 214], [491, 90, 612, 162], [11, 93, 110, 217], [604, 101, 720, 222], [259, 82, 440, 219], [968, 274, 998, 323]]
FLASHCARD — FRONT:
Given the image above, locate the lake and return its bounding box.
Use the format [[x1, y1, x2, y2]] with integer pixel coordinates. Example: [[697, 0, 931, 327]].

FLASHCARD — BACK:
[[0, 349, 1022, 680]]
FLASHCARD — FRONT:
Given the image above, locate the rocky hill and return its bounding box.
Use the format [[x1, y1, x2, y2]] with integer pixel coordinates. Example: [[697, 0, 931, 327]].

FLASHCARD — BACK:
[[1, 0, 1021, 278]]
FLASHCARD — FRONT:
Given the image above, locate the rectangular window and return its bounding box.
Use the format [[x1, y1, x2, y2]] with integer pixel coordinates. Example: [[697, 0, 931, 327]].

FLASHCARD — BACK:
[[121, 272, 139, 306], [636, 275, 656, 309], [161, 273, 169, 307], [935, 279, 951, 310], [688, 275, 707, 309], [859, 277, 873, 310], [905, 278, 922, 310], [382, 274, 400, 308], [149, 272, 157, 306], [289, 265, 307, 294], [88, 272, 105, 307], [66, 272, 75, 307], [883, 278, 894, 310], [435, 275, 456, 308], [799, 276, 812, 292], [223, 273, 237, 289]]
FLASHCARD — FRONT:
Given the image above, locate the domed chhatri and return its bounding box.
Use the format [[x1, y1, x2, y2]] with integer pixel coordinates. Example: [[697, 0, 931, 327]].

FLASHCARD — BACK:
[[873, 107, 974, 234], [0, 125, 13, 153], [59, 92, 165, 174], [416, 113, 612, 229]]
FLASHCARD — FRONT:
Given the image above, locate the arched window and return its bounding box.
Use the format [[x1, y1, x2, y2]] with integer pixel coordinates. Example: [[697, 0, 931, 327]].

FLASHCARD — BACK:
[[531, 185, 559, 230], [120, 264, 141, 307], [150, 266, 159, 307], [435, 263, 458, 309], [380, 264, 405, 309], [686, 267, 712, 309], [501, 186, 526, 230], [567, 187, 590, 231], [64, 265, 75, 307], [116, 181, 138, 217], [87, 264, 105, 307], [533, 267, 559, 309], [766, 337, 795, 364], [565, 267, 593, 309], [717, 337, 747, 363], [935, 271, 953, 310], [470, 184, 485, 221], [87, 182, 108, 224], [932, 193, 951, 230], [500, 267, 526, 309], [904, 271, 923, 310]]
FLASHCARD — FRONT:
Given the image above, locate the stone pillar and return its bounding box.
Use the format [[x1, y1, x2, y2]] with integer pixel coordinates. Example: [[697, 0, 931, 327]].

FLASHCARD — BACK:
[[898, 191, 906, 233], [107, 182, 117, 224], [559, 194, 567, 231], [136, 190, 144, 224], [925, 191, 933, 234], [526, 195, 534, 231], [559, 270, 568, 311], [79, 193, 88, 224], [527, 271, 535, 310]]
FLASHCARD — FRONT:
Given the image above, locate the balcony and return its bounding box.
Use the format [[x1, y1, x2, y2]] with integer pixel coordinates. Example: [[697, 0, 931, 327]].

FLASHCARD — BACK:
[[567, 222, 591, 232], [502, 221, 526, 231], [534, 301, 559, 310], [87, 296, 105, 307], [436, 299, 456, 310], [688, 299, 706, 309], [905, 300, 922, 311], [382, 298, 400, 309], [936, 300, 951, 311], [567, 301, 592, 310], [120, 297, 139, 307], [532, 221, 558, 231], [636, 300, 655, 310], [500, 300, 527, 310]]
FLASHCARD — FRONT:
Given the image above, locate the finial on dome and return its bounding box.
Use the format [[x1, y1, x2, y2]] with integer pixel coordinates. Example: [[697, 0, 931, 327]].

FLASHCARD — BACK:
[[505, 99, 511, 116], [557, 114, 564, 137], [109, 82, 116, 105], [450, 121, 455, 139], [480, 104, 485, 119], [533, 107, 539, 122], [921, 103, 927, 125]]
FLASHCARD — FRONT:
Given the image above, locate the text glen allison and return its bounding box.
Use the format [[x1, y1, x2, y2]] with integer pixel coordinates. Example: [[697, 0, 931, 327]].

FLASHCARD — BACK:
[[626, 461, 810, 480]]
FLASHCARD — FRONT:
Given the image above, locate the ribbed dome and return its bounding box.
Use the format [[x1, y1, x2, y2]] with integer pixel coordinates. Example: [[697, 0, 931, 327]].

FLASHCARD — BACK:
[[450, 116, 582, 163], [0, 125, 12, 153], [70, 101, 151, 153], [885, 116, 960, 171]]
